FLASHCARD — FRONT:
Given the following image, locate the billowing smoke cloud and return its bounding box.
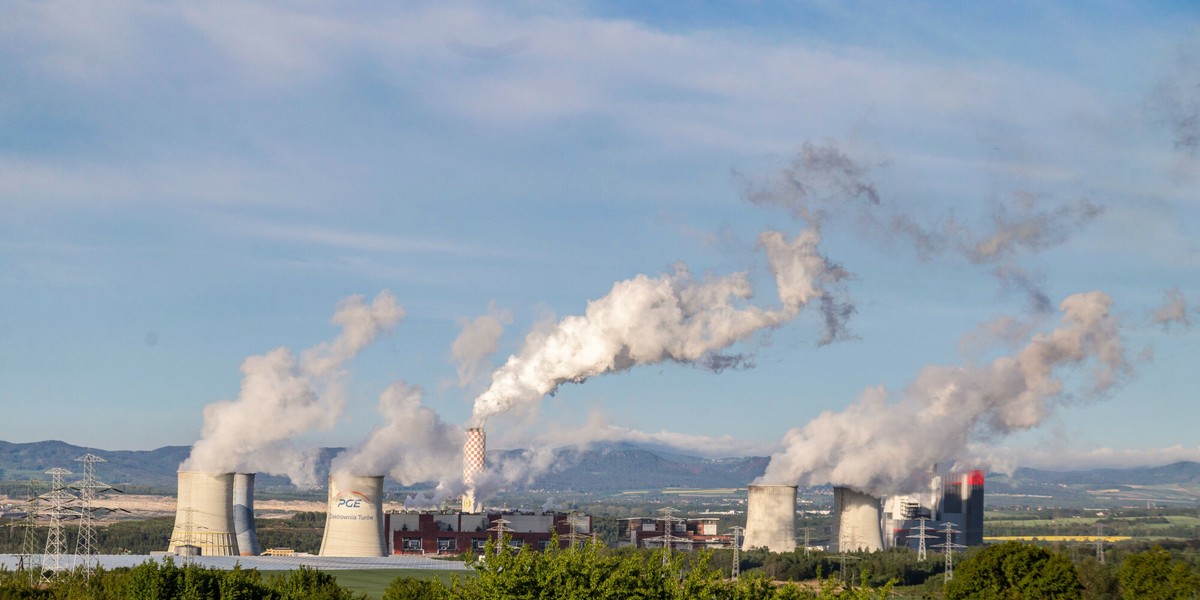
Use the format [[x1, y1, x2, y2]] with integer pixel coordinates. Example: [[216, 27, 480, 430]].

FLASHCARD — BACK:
[[740, 142, 1103, 312], [740, 141, 881, 225], [330, 382, 464, 486], [1151, 288, 1192, 331], [181, 291, 404, 486], [451, 302, 513, 387], [471, 226, 850, 423], [758, 291, 1129, 497]]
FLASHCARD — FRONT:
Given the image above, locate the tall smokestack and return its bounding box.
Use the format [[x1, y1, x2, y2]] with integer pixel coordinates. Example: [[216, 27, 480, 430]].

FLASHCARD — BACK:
[[232, 473, 260, 556], [167, 471, 239, 556], [319, 474, 387, 557], [962, 470, 984, 546], [833, 486, 883, 552], [462, 427, 485, 513], [742, 484, 797, 553]]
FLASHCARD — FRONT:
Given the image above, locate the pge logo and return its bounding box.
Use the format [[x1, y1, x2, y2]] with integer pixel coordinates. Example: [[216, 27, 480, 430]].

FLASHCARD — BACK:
[[337, 498, 363, 509]]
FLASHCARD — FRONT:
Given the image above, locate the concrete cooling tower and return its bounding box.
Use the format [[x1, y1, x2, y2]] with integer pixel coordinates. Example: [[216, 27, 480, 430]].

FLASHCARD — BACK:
[[742, 484, 797, 552], [167, 471, 239, 556], [319, 474, 387, 557], [461, 427, 486, 513], [833, 486, 883, 552], [232, 473, 260, 556]]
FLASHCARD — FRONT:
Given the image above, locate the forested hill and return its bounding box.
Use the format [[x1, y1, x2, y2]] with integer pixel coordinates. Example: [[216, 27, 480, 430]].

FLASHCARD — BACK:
[[1, 439, 1197, 496]]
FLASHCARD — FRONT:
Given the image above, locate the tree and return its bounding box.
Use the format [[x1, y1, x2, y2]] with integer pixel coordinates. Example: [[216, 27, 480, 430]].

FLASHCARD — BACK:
[[383, 576, 450, 600], [1117, 546, 1200, 600], [944, 541, 1081, 600]]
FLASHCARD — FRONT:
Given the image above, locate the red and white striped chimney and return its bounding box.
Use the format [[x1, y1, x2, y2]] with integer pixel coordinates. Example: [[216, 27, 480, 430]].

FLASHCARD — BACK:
[[462, 427, 486, 513]]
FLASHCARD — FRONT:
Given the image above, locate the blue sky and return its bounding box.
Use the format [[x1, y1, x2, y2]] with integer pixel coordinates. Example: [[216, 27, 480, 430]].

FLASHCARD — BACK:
[[1, 1, 1197, 472]]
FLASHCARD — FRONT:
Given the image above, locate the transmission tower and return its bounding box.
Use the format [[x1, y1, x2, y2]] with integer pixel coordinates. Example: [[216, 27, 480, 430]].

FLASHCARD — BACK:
[[488, 517, 513, 550], [1094, 524, 1106, 564], [17, 479, 44, 585], [729, 526, 743, 580], [657, 507, 684, 566], [558, 511, 588, 548], [72, 453, 112, 577], [932, 522, 965, 582], [909, 517, 934, 561], [40, 468, 76, 585]]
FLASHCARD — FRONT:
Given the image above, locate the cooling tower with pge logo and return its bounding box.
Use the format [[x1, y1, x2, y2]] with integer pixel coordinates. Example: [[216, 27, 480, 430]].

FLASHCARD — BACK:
[[319, 474, 387, 557]]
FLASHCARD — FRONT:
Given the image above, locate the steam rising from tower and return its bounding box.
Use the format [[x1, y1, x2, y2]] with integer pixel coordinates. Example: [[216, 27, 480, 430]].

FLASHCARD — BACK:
[[182, 291, 404, 487], [472, 227, 851, 423], [462, 427, 486, 513], [759, 291, 1128, 497]]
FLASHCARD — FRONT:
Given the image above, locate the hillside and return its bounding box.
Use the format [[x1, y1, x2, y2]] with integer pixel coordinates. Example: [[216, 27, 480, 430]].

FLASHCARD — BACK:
[[2, 440, 1197, 502]]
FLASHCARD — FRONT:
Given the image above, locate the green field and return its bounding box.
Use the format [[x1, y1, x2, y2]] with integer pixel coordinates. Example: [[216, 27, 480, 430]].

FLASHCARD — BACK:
[[259, 568, 474, 600]]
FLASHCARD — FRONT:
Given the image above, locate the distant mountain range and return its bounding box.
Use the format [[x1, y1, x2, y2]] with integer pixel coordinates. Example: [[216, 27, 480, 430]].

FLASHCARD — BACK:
[[2, 440, 1198, 502]]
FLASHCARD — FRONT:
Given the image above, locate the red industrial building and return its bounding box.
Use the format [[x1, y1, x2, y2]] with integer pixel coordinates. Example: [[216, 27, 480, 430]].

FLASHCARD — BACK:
[[386, 511, 592, 556]]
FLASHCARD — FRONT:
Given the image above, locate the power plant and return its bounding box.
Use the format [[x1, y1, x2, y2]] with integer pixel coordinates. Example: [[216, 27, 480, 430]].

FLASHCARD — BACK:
[[461, 427, 486, 513], [156, 435, 982, 560], [318, 474, 387, 557], [742, 484, 797, 553], [167, 471, 239, 556], [832, 486, 884, 552]]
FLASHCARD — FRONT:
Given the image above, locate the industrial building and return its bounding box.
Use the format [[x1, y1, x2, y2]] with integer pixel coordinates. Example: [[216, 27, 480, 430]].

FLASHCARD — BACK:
[[616, 516, 732, 550], [883, 470, 985, 550], [389, 511, 592, 555]]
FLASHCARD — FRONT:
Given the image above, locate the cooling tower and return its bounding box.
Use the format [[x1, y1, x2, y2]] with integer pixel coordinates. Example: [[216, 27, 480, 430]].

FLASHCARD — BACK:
[[742, 484, 797, 552], [232, 472, 260, 556], [167, 471, 239, 556], [319, 474, 387, 557], [833, 486, 884, 552], [462, 427, 486, 513]]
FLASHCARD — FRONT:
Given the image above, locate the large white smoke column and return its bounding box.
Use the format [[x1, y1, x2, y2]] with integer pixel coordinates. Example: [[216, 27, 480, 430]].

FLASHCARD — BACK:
[[759, 291, 1128, 497], [330, 382, 464, 488], [182, 291, 404, 487], [472, 227, 850, 423]]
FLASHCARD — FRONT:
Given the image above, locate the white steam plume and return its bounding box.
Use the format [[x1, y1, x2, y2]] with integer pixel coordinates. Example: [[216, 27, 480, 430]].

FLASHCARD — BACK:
[[471, 226, 850, 423], [330, 382, 464, 486], [181, 291, 404, 487], [758, 291, 1129, 497], [451, 301, 513, 387]]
